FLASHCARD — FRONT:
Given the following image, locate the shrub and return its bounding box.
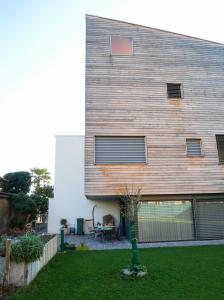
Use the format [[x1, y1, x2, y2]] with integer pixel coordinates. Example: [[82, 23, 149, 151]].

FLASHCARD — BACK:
[[10, 192, 37, 229], [1, 234, 44, 263], [1, 171, 31, 194]]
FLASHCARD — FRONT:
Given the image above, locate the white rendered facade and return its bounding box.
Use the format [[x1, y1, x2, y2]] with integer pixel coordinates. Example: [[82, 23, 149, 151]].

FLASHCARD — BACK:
[[48, 135, 120, 234]]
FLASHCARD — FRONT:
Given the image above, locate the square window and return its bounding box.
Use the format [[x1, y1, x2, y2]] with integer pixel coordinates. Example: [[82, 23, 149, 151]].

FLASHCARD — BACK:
[[167, 83, 182, 99], [216, 135, 224, 164], [110, 36, 133, 55], [186, 139, 202, 156]]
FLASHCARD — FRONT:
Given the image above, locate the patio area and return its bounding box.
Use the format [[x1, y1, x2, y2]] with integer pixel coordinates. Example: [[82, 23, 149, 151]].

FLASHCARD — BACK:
[[65, 234, 131, 250], [64, 234, 224, 250]]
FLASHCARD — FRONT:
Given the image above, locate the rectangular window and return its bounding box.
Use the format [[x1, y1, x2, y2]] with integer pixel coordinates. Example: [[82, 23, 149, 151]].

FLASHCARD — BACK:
[[138, 201, 194, 242], [167, 83, 182, 98], [186, 139, 202, 156], [95, 136, 146, 164], [216, 135, 224, 163], [110, 36, 133, 55]]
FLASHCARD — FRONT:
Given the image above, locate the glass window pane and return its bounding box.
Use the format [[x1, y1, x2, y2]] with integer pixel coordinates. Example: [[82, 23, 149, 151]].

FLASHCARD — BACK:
[[111, 36, 133, 55], [138, 201, 194, 242]]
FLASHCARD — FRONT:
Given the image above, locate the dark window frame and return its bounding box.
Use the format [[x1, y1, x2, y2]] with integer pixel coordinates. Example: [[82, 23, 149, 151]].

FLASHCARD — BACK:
[[167, 83, 182, 99], [216, 135, 224, 164]]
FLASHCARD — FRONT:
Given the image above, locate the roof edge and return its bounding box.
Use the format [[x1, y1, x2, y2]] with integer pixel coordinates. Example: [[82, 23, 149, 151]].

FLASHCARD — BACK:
[[86, 14, 224, 46]]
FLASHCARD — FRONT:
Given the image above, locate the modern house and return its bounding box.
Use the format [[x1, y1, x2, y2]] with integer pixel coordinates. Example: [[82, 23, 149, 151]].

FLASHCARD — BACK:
[[49, 15, 224, 243]]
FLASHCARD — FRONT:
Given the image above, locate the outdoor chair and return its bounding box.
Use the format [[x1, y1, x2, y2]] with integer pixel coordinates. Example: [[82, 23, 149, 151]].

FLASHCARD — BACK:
[[102, 214, 115, 226], [88, 226, 95, 238]]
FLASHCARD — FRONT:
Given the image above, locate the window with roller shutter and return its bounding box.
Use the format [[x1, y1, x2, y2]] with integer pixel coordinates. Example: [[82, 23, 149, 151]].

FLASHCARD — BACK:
[[186, 139, 202, 156], [95, 136, 146, 164]]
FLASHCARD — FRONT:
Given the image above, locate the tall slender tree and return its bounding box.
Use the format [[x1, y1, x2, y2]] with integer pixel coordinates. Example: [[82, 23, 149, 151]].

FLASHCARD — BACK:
[[30, 168, 54, 215]]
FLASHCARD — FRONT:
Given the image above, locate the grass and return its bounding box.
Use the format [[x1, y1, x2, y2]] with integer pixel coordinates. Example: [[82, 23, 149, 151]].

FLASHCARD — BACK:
[[7, 245, 224, 300]]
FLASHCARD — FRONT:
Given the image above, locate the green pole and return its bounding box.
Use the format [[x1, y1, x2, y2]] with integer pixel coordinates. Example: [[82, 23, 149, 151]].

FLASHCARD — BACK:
[[130, 221, 140, 266], [60, 228, 64, 252]]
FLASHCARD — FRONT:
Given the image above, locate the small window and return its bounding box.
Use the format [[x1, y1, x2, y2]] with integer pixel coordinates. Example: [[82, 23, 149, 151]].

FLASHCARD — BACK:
[[110, 36, 133, 55], [167, 83, 182, 99], [95, 136, 146, 164], [186, 139, 202, 156], [216, 135, 224, 164]]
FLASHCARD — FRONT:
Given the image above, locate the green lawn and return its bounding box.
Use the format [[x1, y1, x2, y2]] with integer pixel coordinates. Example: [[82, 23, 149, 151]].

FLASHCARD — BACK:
[[7, 246, 224, 300]]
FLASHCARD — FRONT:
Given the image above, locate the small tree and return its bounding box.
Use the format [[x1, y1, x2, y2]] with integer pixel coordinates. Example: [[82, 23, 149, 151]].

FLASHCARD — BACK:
[[120, 186, 147, 277], [0, 171, 31, 194], [10, 192, 37, 229], [30, 168, 54, 216]]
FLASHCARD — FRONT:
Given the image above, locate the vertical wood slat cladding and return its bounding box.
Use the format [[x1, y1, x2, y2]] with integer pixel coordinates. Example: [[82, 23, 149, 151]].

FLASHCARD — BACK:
[[85, 15, 224, 198]]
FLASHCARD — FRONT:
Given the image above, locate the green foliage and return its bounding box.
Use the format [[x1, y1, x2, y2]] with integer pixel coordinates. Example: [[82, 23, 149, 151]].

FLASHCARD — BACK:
[[60, 218, 67, 226], [1, 171, 31, 194], [30, 168, 51, 189], [30, 168, 54, 215], [10, 193, 37, 228], [30, 194, 48, 215], [2, 234, 44, 263], [76, 242, 88, 251]]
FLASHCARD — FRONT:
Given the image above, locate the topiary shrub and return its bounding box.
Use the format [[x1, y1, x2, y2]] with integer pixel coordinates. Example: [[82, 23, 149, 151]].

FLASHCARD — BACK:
[[1, 234, 44, 263]]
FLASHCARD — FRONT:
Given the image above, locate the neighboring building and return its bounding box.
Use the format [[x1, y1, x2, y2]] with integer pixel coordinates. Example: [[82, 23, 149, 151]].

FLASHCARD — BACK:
[[49, 15, 224, 242]]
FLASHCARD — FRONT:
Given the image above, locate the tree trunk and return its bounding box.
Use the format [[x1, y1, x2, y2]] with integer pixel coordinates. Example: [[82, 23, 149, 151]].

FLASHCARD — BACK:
[[130, 221, 140, 266]]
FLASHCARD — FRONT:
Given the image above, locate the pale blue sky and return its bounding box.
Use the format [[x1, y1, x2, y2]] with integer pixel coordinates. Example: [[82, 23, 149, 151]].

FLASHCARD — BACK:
[[0, 0, 223, 177]]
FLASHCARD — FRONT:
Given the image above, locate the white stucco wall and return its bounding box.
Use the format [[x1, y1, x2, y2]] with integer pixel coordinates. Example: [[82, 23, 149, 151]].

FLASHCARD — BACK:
[[48, 135, 120, 234]]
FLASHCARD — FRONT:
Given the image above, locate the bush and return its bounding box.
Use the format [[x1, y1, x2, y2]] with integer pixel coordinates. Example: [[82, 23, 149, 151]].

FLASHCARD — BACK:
[[10, 192, 37, 229], [1, 171, 31, 194], [1, 234, 44, 263]]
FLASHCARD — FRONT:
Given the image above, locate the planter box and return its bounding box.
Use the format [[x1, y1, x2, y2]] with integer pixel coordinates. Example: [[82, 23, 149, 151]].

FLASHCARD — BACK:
[[9, 235, 58, 287]]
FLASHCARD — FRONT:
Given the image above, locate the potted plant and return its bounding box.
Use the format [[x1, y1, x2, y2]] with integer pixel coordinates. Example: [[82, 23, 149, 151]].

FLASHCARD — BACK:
[[60, 218, 69, 235]]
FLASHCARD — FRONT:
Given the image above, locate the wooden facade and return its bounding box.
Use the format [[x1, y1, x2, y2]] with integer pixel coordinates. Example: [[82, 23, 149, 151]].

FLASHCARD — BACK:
[[85, 15, 224, 199]]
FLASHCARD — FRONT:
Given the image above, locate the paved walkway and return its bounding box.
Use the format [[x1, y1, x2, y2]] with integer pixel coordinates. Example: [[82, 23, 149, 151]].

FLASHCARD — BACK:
[[65, 235, 224, 251]]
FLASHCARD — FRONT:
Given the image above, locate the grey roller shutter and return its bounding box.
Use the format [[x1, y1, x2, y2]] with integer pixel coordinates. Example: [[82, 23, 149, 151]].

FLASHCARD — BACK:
[[186, 139, 202, 156], [196, 201, 224, 240], [95, 136, 146, 164]]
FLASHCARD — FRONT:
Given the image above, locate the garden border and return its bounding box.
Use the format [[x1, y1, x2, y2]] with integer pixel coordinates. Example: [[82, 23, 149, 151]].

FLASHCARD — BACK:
[[9, 235, 58, 286]]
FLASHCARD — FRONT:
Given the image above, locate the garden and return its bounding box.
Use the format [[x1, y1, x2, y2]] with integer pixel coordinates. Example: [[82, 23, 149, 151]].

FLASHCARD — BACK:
[[5, 245, 224, 300], [0, 169, 55, 298]]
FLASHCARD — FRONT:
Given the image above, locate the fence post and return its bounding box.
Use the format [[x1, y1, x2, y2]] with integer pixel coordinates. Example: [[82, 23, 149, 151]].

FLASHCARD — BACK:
[[2, 239, 11, 292]]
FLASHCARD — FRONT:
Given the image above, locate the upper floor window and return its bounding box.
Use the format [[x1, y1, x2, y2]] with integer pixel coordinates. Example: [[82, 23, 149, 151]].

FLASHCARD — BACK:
[[186, 139, 202, 156], [216, 135, 224, 164], [110, 36, 133, 55], [167, 83, 182, 99], [95, 136, 146, 164]]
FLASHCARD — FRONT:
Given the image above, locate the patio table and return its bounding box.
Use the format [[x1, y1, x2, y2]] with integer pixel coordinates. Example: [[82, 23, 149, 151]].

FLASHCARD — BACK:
[[95, 226, 115, 242]]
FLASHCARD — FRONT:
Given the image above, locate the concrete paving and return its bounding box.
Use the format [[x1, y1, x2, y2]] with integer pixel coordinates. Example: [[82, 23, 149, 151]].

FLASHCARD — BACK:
[[64, 234, 224, 251], [65, 235, 131, 250]]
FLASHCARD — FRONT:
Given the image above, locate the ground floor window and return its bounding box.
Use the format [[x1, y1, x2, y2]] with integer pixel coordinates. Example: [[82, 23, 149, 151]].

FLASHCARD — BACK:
[[138, 201, 194, 242], [137, 199, 224, 242], [196, 201, 224, 240]]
